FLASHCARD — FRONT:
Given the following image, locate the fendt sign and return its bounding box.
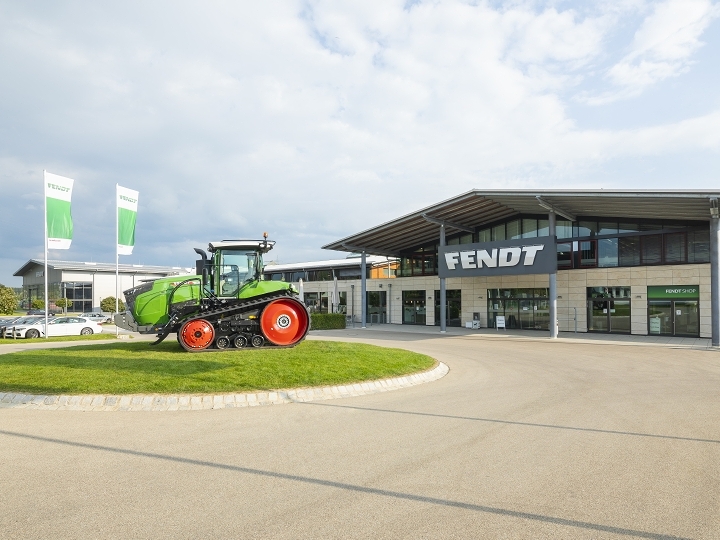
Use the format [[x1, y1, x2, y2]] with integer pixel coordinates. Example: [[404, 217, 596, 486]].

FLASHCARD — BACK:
[[438, 237, 557, 278]]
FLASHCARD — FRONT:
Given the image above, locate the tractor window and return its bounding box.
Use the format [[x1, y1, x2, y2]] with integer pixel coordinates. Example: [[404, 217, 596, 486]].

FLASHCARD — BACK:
[[217, 250, 260, 296]]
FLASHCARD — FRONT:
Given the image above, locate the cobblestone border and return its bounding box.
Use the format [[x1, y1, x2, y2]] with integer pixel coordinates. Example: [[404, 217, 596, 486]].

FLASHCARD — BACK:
[[0, 362, 448, 412]]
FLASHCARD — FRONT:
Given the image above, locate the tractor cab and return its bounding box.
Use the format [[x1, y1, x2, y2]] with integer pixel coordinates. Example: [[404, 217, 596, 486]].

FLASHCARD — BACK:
[[195, 238, 275, 298]]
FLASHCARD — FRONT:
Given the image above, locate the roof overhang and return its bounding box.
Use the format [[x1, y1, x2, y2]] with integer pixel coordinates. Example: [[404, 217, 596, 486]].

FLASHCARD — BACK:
[[322, 189, 720, 256]]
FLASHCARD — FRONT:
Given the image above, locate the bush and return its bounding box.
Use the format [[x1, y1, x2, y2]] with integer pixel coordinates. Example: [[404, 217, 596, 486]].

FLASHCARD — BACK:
[[310, 313, 346, 330], [100, 296, 126, 313], [55, 298, 70, 310], [0, 286, 18, 315], [31, 299, 45, 310]]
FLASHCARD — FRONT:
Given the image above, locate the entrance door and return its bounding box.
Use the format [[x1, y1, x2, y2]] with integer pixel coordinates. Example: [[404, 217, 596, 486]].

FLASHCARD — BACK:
[[367, 291, 387, 324], [648, 300, 699, 336], [588, 300, 609, 332], [434, 290, 461, 327], [518, 299, 534, 329], [402, 290, 426, 325]]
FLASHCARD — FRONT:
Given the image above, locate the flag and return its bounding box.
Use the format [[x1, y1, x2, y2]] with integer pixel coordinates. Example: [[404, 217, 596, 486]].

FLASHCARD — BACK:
[[45, 171, 74, 250], [117, 185, 139, 255]]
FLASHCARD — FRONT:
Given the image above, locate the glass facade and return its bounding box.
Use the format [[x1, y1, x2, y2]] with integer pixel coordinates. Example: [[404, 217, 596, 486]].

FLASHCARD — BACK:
[[398, 216, 710, 277], [587, 287, 631, 334], [487, 288, 549, 330], [402, 290, 426, 325], [434, 289, 461, 327]]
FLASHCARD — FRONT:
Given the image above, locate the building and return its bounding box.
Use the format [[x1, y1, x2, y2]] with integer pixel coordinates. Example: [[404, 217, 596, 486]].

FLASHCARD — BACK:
[[263, 255, 397, 319], [13, 260, 194, 312], [321, 190, 720, 342]]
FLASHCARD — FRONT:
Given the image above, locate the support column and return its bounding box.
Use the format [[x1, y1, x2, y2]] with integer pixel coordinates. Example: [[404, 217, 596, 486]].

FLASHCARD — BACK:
[[388, 283, 392, 324], [711, 214, 720, 346], [361, 251, 367, 329], [440, 224, 446, 333], [549, 212, 558, 339]]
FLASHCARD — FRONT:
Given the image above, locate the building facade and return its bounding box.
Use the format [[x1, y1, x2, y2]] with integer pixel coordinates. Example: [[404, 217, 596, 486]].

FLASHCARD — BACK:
[[320, 190, 720, 340], [14, 260, 194, 312]]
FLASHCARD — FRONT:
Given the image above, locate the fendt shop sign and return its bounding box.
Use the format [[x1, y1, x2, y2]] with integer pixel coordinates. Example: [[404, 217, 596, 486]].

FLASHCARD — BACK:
[[439, 237, 557, 278]]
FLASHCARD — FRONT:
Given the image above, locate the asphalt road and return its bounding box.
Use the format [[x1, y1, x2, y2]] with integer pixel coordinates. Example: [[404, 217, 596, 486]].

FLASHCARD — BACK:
[[2, 330, 719, 539]]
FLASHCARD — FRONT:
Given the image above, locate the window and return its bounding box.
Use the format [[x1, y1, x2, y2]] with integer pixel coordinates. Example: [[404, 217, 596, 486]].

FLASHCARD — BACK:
[[641, 235, 662, 265], [492, 223, 506, 241], [689, 230, 710, 263], [579, 240, 597, 267], [478, 229, 491, 242], [598, 221, 618, 235], [522, 219, 538, 238], [507, 220, 521, 240], [575, 221, 597, 238], [556, 220, 572, 239], [557, 243, 573, 269], [664, 233, 686, 264], [598, 238, 618, 267], [619, 236, 640, 266]]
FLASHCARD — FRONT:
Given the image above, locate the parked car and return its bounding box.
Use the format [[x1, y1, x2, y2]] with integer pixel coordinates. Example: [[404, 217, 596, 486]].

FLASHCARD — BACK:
[[80, 312, 110, 323], [9, 316, 103, 339], [26, 309, 58, 316], [1, 316, 43, 338]]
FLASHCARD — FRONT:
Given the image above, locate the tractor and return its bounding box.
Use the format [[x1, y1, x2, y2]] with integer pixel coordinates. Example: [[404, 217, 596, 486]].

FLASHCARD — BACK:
[[113, 235, 309, 351]]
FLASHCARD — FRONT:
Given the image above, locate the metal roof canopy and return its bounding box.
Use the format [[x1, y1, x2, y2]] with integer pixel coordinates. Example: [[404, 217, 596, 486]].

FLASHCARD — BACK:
[[323, 190, 720, 256], [14, 259, 194, 277]]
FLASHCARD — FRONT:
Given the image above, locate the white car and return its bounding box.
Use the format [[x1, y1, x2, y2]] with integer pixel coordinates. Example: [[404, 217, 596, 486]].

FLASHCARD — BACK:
[[80, 312, 110, 323], [10, 316, 104, 339]]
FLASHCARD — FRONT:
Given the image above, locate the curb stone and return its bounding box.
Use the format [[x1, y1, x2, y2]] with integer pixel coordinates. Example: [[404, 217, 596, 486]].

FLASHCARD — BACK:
[[0, 362, 448, 412]]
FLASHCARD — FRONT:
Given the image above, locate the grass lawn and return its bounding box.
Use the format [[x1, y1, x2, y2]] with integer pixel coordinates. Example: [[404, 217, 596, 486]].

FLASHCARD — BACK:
[[0, 340, 436, 395], [0, 334, 124, 345]]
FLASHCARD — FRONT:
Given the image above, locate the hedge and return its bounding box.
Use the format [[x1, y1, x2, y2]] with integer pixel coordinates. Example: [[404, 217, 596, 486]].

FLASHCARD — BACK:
[[310, 313, 346, 330]]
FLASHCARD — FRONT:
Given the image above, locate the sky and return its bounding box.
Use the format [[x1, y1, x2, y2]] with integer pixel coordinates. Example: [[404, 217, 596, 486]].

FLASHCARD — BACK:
[[1, 0, 719, 287]]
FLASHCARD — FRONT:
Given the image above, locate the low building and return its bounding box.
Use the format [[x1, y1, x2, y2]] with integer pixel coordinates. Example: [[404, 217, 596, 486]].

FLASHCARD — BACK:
[[322, 190, 720, 341], [263, 255, 397, 318], [13, 260, 194, 312]]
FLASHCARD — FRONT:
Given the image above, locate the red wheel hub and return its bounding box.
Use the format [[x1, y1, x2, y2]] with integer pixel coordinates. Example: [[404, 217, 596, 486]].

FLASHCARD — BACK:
[[179, 319, 215, 351], [260, 299, 309, 346]]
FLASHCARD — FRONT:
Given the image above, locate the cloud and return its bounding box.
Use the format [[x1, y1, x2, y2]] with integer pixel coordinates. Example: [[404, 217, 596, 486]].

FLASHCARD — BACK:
[[0, 1, 719, 286], [584, 0, 720, 103]]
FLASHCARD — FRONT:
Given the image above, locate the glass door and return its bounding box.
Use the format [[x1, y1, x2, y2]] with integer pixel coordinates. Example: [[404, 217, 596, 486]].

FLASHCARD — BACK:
[[367, 291, 387, 323], [505, 299, 519, 329], [402, 290, 426, 325], [434, 290, 461, 327], [534, 299, 549, 330], [519, 299, 534, 329], [588, 300, 609, 332], [648, 301, 672, 335], [609, 300, 631, 333], [674, 301, 699, 337]]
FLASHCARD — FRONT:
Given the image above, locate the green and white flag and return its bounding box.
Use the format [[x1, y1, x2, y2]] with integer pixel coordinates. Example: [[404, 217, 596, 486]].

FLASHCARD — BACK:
[[117, 185, 139, 255], [44, 171, 74, 250]]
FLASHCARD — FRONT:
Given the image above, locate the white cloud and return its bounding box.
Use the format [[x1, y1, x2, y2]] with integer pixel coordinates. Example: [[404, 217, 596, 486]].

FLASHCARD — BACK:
[[587, 0, 720, 103], [0, 0, 718, 286]]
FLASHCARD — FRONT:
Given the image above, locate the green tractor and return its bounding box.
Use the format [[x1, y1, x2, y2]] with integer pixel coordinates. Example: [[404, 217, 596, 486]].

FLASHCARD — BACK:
[[114, 235, 309, 351]]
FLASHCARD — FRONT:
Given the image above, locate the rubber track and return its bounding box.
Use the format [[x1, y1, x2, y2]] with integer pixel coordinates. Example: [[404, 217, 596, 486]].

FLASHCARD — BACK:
[[153, 289, 296, 346]]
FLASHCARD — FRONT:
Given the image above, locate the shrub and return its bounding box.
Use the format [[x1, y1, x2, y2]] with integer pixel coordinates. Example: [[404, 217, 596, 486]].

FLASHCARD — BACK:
[[55, 298, 70, 310], [310, 313, 346, 330], [100, 296, 126, 313], [31, 299, 45, 310], [0, 286, 18, 315]]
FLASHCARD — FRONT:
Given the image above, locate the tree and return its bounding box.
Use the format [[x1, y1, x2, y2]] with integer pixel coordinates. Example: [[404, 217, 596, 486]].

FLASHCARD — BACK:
[[0, 286, 18, 315], [100, 296, 125, 313], [55, 298, 70, 313], [31, 298, 45, 310]]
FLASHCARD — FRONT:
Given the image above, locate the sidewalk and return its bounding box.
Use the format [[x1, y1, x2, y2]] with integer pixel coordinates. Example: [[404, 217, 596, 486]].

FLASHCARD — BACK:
[[331, 322, 716, 350]]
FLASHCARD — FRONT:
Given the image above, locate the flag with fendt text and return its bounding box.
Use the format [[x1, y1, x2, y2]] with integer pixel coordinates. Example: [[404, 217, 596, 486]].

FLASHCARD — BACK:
[[117, 185, 139, 255], [44, 171, 74, 249]]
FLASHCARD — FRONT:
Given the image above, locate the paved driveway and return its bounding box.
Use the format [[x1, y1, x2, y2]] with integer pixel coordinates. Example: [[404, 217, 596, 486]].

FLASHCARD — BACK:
[[1, 330, 719, 539]]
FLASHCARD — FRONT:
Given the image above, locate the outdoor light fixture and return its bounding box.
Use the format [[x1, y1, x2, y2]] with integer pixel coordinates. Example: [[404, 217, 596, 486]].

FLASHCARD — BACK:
[[536, 196, 576, 221], [711, 198, 719, 218]]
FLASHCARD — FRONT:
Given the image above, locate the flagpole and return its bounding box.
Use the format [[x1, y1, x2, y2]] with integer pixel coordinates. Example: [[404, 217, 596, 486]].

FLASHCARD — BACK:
[[115, 183, 119, 337], [43, 170, 48, 339]]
